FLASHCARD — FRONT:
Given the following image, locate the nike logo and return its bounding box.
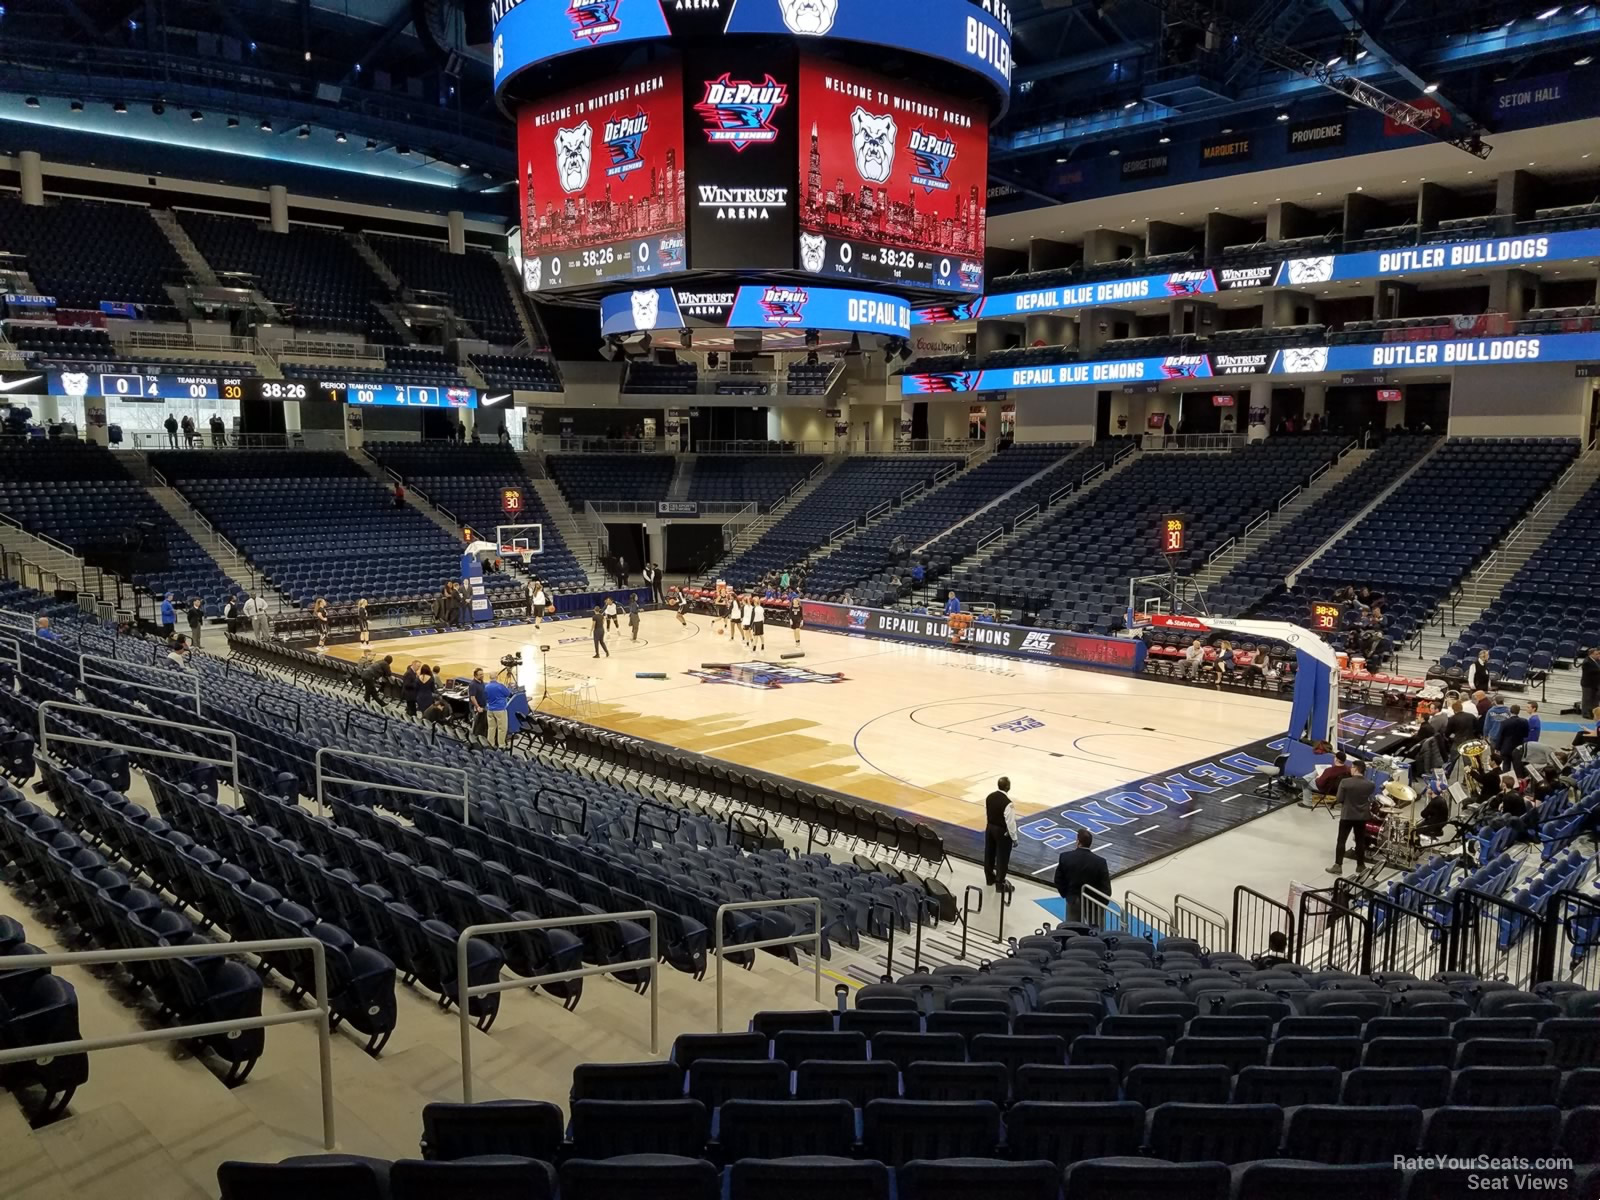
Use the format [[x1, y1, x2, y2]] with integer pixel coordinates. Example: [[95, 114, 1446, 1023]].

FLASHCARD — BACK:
[[0, 375, 44, 392], [482, 393, 512, 406]]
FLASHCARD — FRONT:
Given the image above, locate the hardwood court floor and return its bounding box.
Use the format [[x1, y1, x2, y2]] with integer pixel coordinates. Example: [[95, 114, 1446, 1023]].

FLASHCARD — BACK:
[[330, 611, 1287, 838]]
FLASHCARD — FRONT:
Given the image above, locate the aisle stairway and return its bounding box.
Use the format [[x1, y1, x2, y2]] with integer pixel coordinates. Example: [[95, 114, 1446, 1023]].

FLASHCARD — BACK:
[[140, 474, 286, 610], [349, 448, 464, 542], [710, 457, 844, 568], [528, 476, 608, 588], [1188, 443, 1368, 592], [938, 445, 1142, 594], [1415, 444, 1600, 705]]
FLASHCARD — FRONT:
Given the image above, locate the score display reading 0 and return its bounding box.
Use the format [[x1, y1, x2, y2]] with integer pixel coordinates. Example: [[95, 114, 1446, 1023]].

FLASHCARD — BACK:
[[796, 56, 987, 294], [1161, 516, 1186, 555]]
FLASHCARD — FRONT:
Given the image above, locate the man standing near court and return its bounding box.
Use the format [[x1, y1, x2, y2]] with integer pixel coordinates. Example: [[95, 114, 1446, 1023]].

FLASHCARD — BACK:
[[484, 672, 511, 747], [159, 592, 176, 638], [1581, 647, 1600, 718], [1327, 758, 1377, 875], [591, 604, 609, 658], [467, 666, 488, 738], [945, 590, 961, 616], [983, 776, 1018, 891], [1054, 830, 1111, 923]]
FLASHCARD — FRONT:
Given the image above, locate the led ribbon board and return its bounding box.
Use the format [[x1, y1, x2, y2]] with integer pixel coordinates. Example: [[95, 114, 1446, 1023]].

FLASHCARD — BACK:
[[600, 282, 911, 336]]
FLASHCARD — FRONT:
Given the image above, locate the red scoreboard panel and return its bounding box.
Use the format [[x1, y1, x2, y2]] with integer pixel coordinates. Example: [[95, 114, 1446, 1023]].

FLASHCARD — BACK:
[[1161, 515, 1186, 554], [796, 56, 987, 294], [517, 62, 687, 291]]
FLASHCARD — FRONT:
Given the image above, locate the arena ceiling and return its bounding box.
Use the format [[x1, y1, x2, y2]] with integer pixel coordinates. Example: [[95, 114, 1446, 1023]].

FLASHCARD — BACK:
[[0, 0, 1592, 220]]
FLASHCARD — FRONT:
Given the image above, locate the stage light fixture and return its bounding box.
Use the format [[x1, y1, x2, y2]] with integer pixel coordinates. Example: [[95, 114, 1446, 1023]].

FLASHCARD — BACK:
[[365, 138, 377, 150], [397, 145, 411, 156], [1422, 81, 1439, 93], [259, 118, 272, 132], [112, 101, 127, 114], [1158, 134, 1171, 144], [1276, 110, 1289, 121], [190, 110, 203, 122], [297, 126, 310, 139], [23, 96, 38, 108], [226, 116, 239, 127], [334, 131, 347, 143], [69, 100, 83, 112], [151, 102, 165, 115]]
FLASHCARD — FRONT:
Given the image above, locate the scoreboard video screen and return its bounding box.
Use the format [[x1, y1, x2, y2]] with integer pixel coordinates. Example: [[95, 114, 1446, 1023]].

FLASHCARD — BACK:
[[0, 369, 318, 403], [517, 62, 687, 292], [797, 55, 987, 293]]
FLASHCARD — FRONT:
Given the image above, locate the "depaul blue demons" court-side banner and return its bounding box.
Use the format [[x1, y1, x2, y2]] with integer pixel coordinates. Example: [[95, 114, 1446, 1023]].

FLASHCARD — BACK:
[[902, 354, 1213, 393], [602, 283, 911, 336], [920, 228, 1600, 323], [492, 0, 1014, 114], [800, 599, 1146, 672], [901, 332, 1600, 393]]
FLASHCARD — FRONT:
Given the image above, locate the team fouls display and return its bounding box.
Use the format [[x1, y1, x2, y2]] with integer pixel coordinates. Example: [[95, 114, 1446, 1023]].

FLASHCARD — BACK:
[[516, 62, 687, 290], [797, 56, 987, 292]]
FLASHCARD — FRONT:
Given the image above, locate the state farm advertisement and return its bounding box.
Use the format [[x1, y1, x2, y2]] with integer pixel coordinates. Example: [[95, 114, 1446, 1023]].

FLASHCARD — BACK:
[[517, 62, 686, 290], [797, 55, 987, 292]]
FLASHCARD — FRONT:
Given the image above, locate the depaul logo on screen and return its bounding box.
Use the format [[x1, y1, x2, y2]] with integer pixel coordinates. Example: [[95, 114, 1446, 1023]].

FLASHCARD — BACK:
[[567, 0, 620, 42], [695, 75, 788, 151], [909, 127, 956, 193], [1160, 355, 1212, 379], [759, 286, 809, 326], [603, 110, 648, 179], [1164, 271, 1213, 296]]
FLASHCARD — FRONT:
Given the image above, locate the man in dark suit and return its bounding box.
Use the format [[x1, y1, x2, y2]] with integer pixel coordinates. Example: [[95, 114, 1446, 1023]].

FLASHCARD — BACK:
[[1581, 647, 1600, 717], [1495, 703, 1531, 765], [1327, 759, 1377, 875], [982, 777, 1017, 892], [1054, 829, 1111, 923], [1444, 699, 1479, 750]]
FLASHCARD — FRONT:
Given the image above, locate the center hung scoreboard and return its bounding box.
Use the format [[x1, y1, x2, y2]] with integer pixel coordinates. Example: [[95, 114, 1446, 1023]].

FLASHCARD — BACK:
[[495, 0, 1010, 298]]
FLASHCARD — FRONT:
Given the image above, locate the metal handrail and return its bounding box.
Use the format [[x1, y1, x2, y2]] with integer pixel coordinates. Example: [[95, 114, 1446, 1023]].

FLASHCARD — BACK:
[[1077, 882, 1116, 930], [456, 912, 660, 1102], [0, 939, 335, 1149], [37, 700, 239, 789], [78, 652, 201, 715], [313, 747, 469, 825], [714, 897, 822, 1031], [0, 633, 19, 677]]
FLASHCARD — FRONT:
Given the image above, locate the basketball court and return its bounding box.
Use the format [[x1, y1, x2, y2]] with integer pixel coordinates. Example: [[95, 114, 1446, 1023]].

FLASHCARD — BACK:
[[328, 610, 1298, 877]]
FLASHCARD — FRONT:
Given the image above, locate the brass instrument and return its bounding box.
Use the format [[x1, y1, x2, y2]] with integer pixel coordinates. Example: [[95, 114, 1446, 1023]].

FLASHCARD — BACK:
[[1456, 738, 1491, 798]]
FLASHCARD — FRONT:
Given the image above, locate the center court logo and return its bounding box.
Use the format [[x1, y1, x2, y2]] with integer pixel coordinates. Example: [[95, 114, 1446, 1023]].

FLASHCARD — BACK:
[[603, 110, 648, 179], [695, 75, 788, 151], [685, 661, 847, 689]]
